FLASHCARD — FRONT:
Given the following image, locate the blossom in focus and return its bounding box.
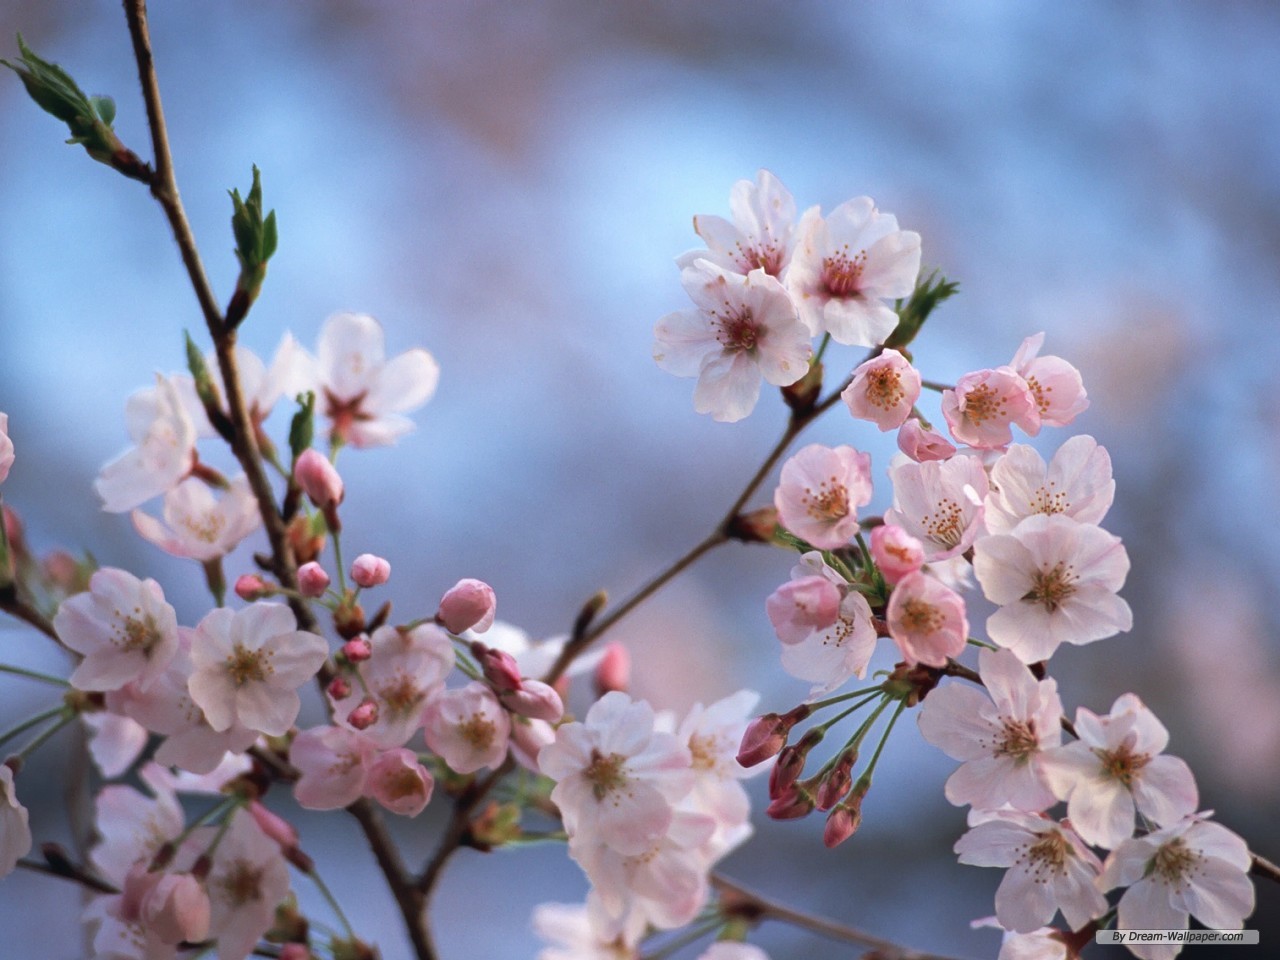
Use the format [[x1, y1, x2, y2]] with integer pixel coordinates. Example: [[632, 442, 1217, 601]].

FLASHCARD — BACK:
[[786, 196, 921, 345], [984, 437, 1114, 536], [918, 647, 1063, 811], [955, 811, 1107, 934], [779, 589, 877, 696], [773, 444, 872, 550], [765, 575, 841, 644], [0, 412, 13, 484], [422, 681, 512, 774], [1100, 815, 1254, 960], [55, 567, 179, 692], [1010, 333, 1089, 429], [942, 367, 1039, 449], [973, 514, 1132, 663], [1042, 693, 1198, 849], [366, 748, 434, 817], [539, 692, 694, 856], [186, 603, 328, 737], [897, 418, 956, 462], [95, 374, 199, 512], [884, 454, 989, 561], [131, 475, 261, 561], [307, 312, 441, 448], [676, 169, 798, 278], [0, 767, 31, 879], [869, 523, 925, 585], [884, 570, 968, 667], [842, 349, 921, 430], [290, 725, 377, 810], [654, 261, 811, 423]]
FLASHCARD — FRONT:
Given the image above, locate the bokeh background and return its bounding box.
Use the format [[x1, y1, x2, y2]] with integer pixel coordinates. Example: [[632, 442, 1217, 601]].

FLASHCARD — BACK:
[[1, 1, 1278, 957]]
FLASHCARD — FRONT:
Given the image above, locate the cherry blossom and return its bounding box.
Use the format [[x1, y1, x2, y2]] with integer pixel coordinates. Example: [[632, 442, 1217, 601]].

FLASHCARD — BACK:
[[422, 681, 512, 774], [897, 418, 956, 462], [225, 334, 313, 425], [0, 767, 31, 879], [1043, 693, 1197, 849], [869, 523, 925, 585], [971, 918, 1070, 960], [186, 602, 327, 737], [0, 412, 13, 484], [309, 312, 441, 448], [698, 945, 771, 960], [773, 444, 872, 549], [942, 367, 1039, 449], [653, 260, 811, 423], [780, 589, 877, 696], [766, 575, 841, 645], [294, 448, 343, 509], [437, 578, 497, 634], [55, 567, 179, 692], [673, 690, 761, 856], [973, 514, 1132, 663], [366, 748, 434, 816], [1010, 334, 1089, 429], [95, 374, 199, 513], [918, 648, 1063, 811], [884, 570, 968, 667], [351, 553, 391, 587], [1101, 815, 1254, 960], [205, 810, 291, 960], [130, 475, 260, 561], [883, 454, 989, 561], [842, 349, 921, 430], [955, 811, 1107, 934], [82, 710, 149, 779], [786, 197, 921, 345], [539, 692, 694, 856], [676, 169, 798, 278], [532, 898, 639, 960], [290, 724, 377, 810], [985, 438, 1114, 536]]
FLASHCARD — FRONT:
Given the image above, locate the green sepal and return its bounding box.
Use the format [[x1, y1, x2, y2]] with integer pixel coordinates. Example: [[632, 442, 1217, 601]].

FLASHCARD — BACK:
[[884, 269, 960, 351], [288, 391, 316, 464]]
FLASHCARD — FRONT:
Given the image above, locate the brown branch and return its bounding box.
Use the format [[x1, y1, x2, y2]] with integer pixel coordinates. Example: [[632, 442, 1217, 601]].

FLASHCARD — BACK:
[[0, 587, 61, 645], [346, 799, 433, 959], [416, 760, 513, 896], [19, 847, 117, 895], [1251, 852, 1280, 885], [712, 873, 971, 960]]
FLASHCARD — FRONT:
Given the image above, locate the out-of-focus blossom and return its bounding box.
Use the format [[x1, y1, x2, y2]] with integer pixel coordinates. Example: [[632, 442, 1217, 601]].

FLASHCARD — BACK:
[[869, 523, 925, 585], [205, 810, 291, 960], [0, 767, 31, 879], [297, 561, 330, 597], [0, 412, 13, 484], [773, 444, 872, 549], [351, 553, 390, 588], [786, 196, 921, 345], [532, 897, 639, 960], [654, 261, 811, 423], [698, 944, 771, 960], [82, 711, 149, 779], [131, 475, 260, 561], [677, 169, 798, 278], [366, 748, 434, 817], [290, 725, 377, 810], [985, 438, 1114, 536], [95, 374, 198, 513]]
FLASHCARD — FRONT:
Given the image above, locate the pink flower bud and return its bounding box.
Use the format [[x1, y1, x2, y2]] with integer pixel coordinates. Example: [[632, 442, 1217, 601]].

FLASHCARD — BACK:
[[143, 873, 212, 945], [823, 801, 862, 848], [769, 745, 806, 798], [297, 562, 330, 597], [342, 636, 373, 663], [897, 418, 956, 462], [234, 574, 274, 601], [473, 643, 522, 692], [348, 697, 379, 730], [737, 713, 788, 768], [869, 524, 925, 586], [501, 680, 564, 723], [815, 749, 856, 811], [437, 578, 496, 634], [765, 787, 814, 820], [365, 748, 434, 817], [509, 718, 555, 772], [593, 642, 630, 695], [294, 448, 344, 509], [351, 553, 390, 588], [326, 676, 353, 701], [765, 576, 841, 644], [248, 800, 299, 851], [279, 946, 312, 960]]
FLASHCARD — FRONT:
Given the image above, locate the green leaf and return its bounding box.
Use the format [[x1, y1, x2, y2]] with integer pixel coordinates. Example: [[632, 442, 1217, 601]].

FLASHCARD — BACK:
[[261, 210, 278, 261], [288, 391, 316, 464], [90, 94, 115, 126]]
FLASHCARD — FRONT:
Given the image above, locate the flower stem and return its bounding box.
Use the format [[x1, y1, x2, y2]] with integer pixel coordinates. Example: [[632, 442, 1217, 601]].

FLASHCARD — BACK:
[[0, 663, 69, 687]]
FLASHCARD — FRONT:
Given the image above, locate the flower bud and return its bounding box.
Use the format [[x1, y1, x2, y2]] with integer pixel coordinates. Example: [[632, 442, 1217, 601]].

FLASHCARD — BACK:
[[279, 946, 312, 960], [897, 418, 956, 462], [737, 713, 787, 768], [769, 744, 806, 798], [473, 643, 522, 692], [869, 523, 925, 586], [593, 642, 630, 695], [142, 873, 212, 945], [501, 680, 564, 723], [823, 800, 862, 848], [509, 718, 555, 771], [437, 578, 496, 634], [234, 574, 274, 601], [297, 562, 330, 597], [351, 553, 390, 588], [726, 505, 779, 543], [348, 698, 379, 730], [294, 449, 344, 509], [248, 800, 299, 851], [766, 576, 841, 644], [815, 748, 857, 811], [326, 676, 353, 701], [287, 514, 325, 565], [341, 636, 373, 663], [765, 787, 814, 820], [334, 598, 366, 639]]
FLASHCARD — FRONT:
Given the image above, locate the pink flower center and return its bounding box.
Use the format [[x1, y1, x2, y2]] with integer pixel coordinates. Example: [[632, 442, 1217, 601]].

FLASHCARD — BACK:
[[864, 366, 905, 411], [218, 860, 265, 906], [994, 718, 1039, 760], [921, 498, 964, 548], [801, 478, 850, 522], [1017, 830, 1072, 880], [225, 644, 271, 687], [114, 612, 161, 653], [458, 714, 496, 751], [1030, 483, 1069, 516], [384, 767, 424, 801], [1152, 837, 1199, 889], [898, 598, 943, 635], [961, 383, 1009, 426], [377, 673, 424, 719], [1023, 562, 1077, 613], [733, 241, 785, 277], [822, 246, 867, 297], [709, 307, 761, 353], [688, 733, 720, 772], [584, 749, 629, 801], [1095, 741, 1151, 787]]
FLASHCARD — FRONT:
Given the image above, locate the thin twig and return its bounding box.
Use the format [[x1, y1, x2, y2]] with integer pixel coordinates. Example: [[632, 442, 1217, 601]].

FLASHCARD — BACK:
[[416, 761, 513, 895], [0, 588, 61, 645], [18, 854, 117, 895], [711, 873, 971, 960], [1251, 852, 1280, 885]]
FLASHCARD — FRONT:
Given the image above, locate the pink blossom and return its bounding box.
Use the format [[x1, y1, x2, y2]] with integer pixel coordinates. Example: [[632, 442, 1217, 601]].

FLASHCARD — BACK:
[[247, 801, 299, 852], [186, 603, 328, 737], [423, 682, 512, 773], [90, 767, 184, 886], [131, 475, 261, 562], [341, 636, 372, 663], [1101, 815, 1254, 959], [294, 448, 343, 509], [502, 679, 565, 723], [366, 748, 434, 816], [773, 444, 872, 549], [985, 437, 1114, 535], [654, 261, 811, 423], [205, 810, 291, 960], [532, 897, 641, 960], [842, 349, 921, 430], [698, 944, 771, 960], [301, 312, 441, 448], [942, 367, 1039, 449], [297, 562, 330, 597], [955, 811, 1107, 934], [897, 418, 956, 462], [290, 725, 377, 810], [348, 697, 379, 729], [884, 455, 989, 561], [869, 524, 925, 586], [780, 590, 878, 696], [973, 514, 1132, 663], [226, 334, 314, 424], [917, 648, 1063, 811], [136, 870, 211, 945], [0, 412, 13, 484], [540, 692, 694, 856], [0, 767, 31, 879], [510, 717, 557, 773], [437, 578, 497, 633], [766, 574, 842, 645], [1042, 694, 1198, 849], [1010, 333, 1089, 429], [594, 642, 631, 695], [351, 553, 390, 588], [234, 574, 272, 601], [677, 169, 798, 278], [95, 374, 199, 513], [675, 690, 761, 859], [82, 711, 149, 779], [786, 197, 922, 345], [55, 567, 179, 692], [885, 571, 968, 667]]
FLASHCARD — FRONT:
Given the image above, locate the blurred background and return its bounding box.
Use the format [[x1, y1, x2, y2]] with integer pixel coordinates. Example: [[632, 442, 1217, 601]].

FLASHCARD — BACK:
[[1, 1, 1278, 957]]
